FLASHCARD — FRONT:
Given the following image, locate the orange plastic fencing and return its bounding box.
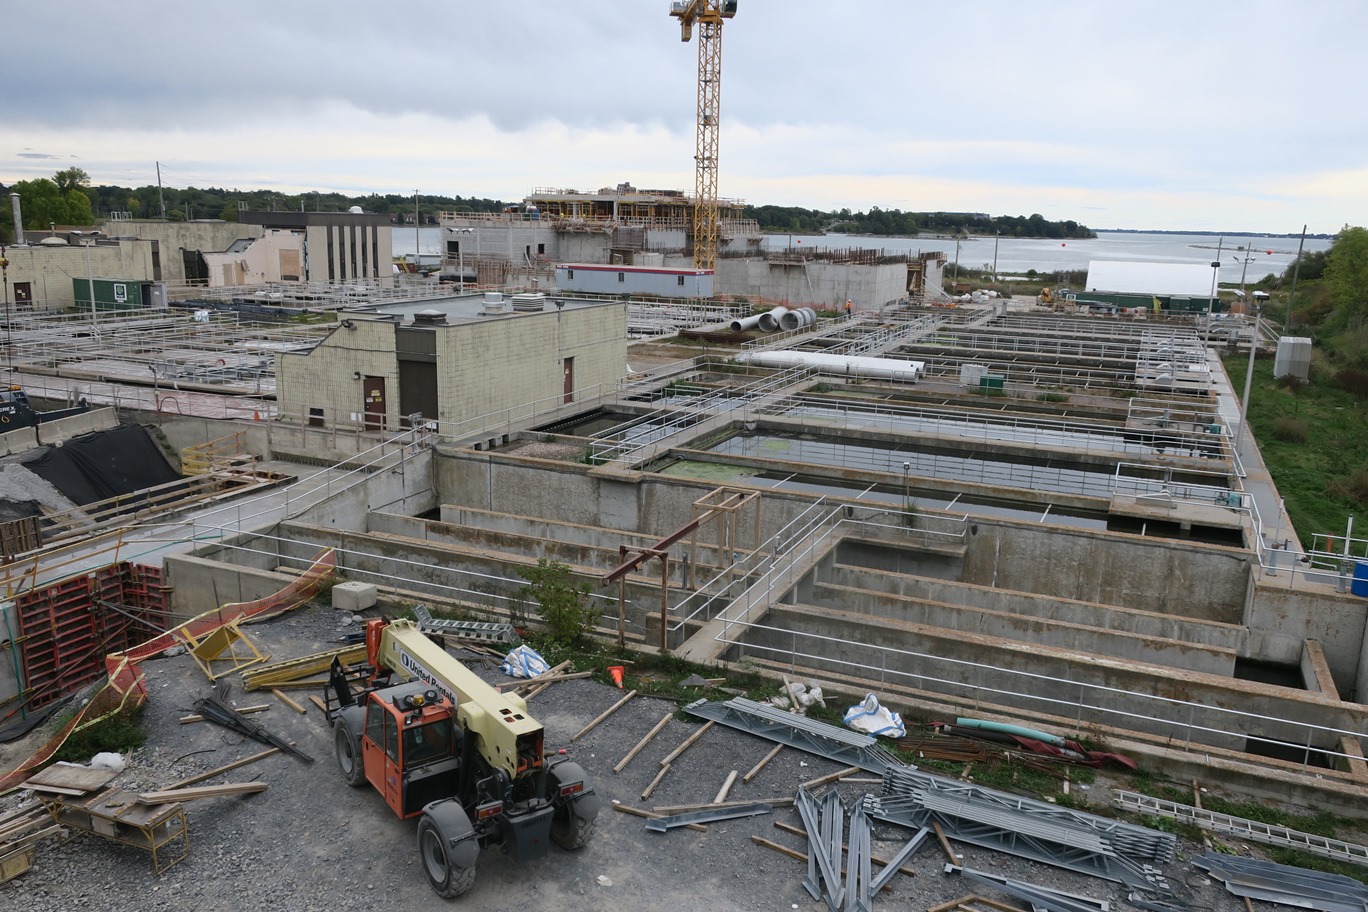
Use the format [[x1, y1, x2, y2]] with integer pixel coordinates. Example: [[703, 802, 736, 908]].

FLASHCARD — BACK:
[[0, 547, 336, 792]]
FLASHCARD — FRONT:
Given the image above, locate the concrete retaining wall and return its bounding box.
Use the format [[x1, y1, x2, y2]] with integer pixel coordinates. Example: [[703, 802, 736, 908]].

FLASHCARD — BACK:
[[825, 563, 1244, 653], [809, 580, 1236, 675], [1247, 584, 1368, 697], [751, 602, 1359, 753]]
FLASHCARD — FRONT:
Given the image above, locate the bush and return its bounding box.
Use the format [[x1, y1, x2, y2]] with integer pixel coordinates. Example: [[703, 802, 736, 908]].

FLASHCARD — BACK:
[[1334, 368, 1368, 398], [516, 559, 595, 647], [1328, 466, 1368, 506], [1272, 417, 1309, 443], [54, 705, 147, 762]]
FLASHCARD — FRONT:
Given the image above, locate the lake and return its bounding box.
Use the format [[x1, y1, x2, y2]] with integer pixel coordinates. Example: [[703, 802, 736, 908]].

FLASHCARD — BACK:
[[394, 226, 1330, 285]]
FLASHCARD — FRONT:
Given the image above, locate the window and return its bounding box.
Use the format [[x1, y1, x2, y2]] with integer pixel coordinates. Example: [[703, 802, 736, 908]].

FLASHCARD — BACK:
[[537, 243, 545, 255], [365, 702, 385, 750], [567, 269, 574, 279], [618, 272, 625, 283], [677, 276, 685, 286]]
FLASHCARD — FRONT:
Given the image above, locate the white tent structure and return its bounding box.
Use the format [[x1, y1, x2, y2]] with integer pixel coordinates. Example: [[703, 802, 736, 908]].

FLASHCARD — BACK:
[[1086, 261, 1212, 296]]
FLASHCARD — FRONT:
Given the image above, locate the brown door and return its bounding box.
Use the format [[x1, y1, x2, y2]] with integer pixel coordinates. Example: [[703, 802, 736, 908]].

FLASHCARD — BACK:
[[13, 283, 31, 308], [562, 357, 574, 404], [363, 376, 386, 431]]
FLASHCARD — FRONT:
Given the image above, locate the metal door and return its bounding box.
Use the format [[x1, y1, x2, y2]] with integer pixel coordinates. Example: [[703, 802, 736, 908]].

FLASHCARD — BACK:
[[363, 376, 386, 431], [562, 357, 574, 404]]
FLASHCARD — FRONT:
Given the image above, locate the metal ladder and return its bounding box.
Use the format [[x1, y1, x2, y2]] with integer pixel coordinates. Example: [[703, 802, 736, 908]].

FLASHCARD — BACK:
[[411, 604, 520, 647], [1113, 790, 1368, 866]]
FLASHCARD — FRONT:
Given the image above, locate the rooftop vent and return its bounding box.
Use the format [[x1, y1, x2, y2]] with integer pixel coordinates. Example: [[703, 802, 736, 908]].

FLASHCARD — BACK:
[[413, 309, 447, 326], [510, 293, 547, 313]]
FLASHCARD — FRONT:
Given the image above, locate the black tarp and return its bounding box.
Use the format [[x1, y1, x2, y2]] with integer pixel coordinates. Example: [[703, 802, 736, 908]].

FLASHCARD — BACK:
[[0, 499, 42, 523], [24, 424, 182, 506]]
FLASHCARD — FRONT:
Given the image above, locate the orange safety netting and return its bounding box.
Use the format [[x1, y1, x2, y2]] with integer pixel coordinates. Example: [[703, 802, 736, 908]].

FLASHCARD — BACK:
[[0, 547, 336, 792]]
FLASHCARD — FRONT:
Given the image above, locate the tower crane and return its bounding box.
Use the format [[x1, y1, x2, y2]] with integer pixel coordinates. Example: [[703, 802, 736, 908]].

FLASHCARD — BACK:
[[668, 0, 738, 273]]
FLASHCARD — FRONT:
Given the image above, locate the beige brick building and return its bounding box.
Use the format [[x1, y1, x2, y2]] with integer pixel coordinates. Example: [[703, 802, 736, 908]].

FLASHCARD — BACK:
[[276, 298, 627, 433]]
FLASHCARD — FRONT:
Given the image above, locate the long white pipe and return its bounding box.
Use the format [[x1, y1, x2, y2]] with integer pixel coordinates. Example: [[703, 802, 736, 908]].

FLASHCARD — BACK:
[[730, 314, 763, 332], [736, 350, 924, 381]]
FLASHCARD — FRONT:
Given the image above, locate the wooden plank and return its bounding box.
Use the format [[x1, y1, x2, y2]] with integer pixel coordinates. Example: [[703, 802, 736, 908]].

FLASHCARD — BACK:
[[571, 689, 638, 742], [652, 797, 793, 814], [799, 765, 862, 791], [610, 799, 706, 833], [641, 763, 671, 801], [526, 671, 594, 699], [23, 762, 119, 795], [271, 688, 308, 715], [165, 748, 280, 790], [743, 743, 783, 783], [932, 819, 959, 863], [659, 720, 715, 768], [614, 711, 673, 774], [308, 694, 328, 713], [179, 703, 270, 724], [713, 770, 738, 804], [136, 781, 268, 804]]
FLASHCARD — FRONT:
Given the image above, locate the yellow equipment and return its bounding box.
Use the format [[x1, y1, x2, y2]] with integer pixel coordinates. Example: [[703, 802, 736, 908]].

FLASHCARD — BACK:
[[669, 0, 738, 273]]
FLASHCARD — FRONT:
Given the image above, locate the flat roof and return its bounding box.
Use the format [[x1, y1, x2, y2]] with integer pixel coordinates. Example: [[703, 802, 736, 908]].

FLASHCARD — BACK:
[[350, 293, 610, 324], [1086, 261, 1213, 296]]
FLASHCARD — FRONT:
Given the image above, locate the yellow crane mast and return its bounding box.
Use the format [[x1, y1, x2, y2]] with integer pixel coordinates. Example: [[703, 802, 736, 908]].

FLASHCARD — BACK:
[[669, 0, 738, 273]]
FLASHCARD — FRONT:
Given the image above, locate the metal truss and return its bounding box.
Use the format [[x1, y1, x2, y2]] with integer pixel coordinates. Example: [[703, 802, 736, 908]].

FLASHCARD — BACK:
[[682, 697, 902, 773]]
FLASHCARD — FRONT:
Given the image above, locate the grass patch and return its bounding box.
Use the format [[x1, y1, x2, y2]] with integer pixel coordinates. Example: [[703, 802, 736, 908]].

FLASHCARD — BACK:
[[1234, 355, 1368, 540], [53, 705, 147, 762]]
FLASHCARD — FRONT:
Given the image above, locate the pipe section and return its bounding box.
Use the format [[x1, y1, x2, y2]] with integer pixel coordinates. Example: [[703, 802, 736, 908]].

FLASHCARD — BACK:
[[729, 314, 763, 332], [757, 306, 788, 333]]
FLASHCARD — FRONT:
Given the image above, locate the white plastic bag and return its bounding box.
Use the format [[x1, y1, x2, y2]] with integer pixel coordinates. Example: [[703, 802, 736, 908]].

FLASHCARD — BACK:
[[500, 644, 551, 679], [843, 693, 905, 738]]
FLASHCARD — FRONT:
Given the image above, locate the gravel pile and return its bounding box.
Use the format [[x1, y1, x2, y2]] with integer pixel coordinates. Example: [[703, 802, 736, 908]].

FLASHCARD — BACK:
[[0, 604, 1312, 911]]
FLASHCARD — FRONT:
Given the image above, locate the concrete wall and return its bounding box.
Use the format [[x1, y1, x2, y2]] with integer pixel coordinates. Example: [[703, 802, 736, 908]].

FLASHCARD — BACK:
[[1249, 584, 1368, 698], [960, 520, 1251, 621], [825, 562, 1244, 653], [750, 602, 1362, 753], [0, 407, 119, 457], [714, 259, 908, 309], [304, 222, 392, 283], [102, 220, 264, 285], [2, 240, 155, 310], [202, 232, 304, 286]]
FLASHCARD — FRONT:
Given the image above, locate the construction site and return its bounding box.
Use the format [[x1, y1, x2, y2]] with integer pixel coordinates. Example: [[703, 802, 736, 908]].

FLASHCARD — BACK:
[[2, 3, 1366, 909]]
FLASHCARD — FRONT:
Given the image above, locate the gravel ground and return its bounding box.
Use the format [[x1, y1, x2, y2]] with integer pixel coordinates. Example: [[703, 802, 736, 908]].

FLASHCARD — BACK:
[[0, 604, 1308, 911]]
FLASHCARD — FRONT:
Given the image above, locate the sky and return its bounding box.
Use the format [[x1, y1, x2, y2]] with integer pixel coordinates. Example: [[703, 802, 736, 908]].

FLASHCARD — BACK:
[[3, 1, 1364, 235]]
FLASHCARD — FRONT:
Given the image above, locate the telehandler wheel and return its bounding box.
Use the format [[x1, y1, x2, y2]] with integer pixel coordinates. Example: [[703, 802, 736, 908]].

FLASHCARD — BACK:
[[334, 723, 366, 787], [550, 809, 595, 850], [418, 816, 477, 898]]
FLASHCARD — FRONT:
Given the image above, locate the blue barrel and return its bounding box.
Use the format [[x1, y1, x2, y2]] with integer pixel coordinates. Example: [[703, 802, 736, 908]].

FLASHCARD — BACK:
[[1353, 562, 1368, 597]]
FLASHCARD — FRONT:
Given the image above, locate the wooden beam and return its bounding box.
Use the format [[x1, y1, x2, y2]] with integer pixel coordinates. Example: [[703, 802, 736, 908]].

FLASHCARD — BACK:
[[750, 836, 897, 893], [610, 799, 706, 833], [659, 720, 715, 768], [179, 703, 270, 724], [271, 688, 308, 715], [641, 763, 671, 800], [932, 819, 958, 863], [572, 690, 638, 742], [137, 781, 268, 804], [307, 695, 328, 713], [799, 765, 862, 791], [614, 711, 673, 774], [743, 743, 783, 783], [165, 748, 280, 790]]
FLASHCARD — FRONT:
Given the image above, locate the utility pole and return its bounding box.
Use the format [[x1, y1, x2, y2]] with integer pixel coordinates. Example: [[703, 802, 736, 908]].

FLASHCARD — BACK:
[[1287, 225, 1307, 330], [414, 189, 420, 274], [156, 161, 167, 220], [1204, 236, 1224, 348]]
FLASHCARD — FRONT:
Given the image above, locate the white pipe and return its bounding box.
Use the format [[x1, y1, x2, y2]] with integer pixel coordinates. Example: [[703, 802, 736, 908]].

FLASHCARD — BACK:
[[757, 306, 788, 333], [729, 314, 763, 332], [736, 350, 924, 381]]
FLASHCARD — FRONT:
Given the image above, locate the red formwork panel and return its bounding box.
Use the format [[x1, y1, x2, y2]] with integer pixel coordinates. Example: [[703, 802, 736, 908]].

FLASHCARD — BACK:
[[15, 563, 174, 712]]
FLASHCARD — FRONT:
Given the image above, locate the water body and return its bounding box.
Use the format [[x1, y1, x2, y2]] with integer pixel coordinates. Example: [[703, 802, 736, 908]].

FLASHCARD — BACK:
[[394, 226, 1331, 283]]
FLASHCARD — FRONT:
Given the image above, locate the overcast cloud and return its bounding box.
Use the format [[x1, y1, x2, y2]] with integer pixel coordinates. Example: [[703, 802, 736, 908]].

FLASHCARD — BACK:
[[3, 1, 1363, 233]]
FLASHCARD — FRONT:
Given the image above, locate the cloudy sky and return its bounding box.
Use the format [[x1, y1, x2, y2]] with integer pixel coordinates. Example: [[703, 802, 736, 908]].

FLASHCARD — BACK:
[[3, 1, 1363, 234]]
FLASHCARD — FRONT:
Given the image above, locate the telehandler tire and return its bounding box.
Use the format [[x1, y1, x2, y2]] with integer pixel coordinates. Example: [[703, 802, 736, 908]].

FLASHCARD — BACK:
[[418, 815, 477, 898], [334, 722, 366, 787], [550, 810, 595, 850]]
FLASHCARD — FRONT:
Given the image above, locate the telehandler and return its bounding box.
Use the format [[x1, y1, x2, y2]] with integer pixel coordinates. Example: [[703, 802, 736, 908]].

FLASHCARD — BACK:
[[329, 618, 598, 897]]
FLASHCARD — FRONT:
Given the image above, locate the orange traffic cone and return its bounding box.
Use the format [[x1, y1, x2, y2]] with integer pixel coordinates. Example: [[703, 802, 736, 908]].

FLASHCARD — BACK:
[[608, 665, 625, 689]]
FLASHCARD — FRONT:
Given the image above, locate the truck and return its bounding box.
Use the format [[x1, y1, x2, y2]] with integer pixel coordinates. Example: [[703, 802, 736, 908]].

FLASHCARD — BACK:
[[328, 618, 599, 898]]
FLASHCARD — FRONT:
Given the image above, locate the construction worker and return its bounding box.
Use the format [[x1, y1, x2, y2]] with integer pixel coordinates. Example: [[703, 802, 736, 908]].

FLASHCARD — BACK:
[[845, 299, 853, 319]]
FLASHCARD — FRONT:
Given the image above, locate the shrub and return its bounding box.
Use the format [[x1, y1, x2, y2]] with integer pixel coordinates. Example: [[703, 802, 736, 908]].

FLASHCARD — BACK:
[[1335, 368, 1368, 398], [517, 559, 595, 647], [54, 705, 147, 762], [1328, 465, 1368, 506], [1271, 417, 1309, 443]]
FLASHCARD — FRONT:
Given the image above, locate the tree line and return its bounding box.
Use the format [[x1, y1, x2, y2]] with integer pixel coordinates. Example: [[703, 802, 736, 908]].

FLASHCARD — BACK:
[[1, 168, 1098, 244], [744, 203, 1095, 239]]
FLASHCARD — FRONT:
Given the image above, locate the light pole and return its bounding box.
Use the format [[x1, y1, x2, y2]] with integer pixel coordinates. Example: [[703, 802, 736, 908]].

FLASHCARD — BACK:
[[902, 461, 910, 514], [73, 231, 97, 328], [1204, 236, 1223, 348], [0, 246, 10, 373], [1235, 294, 1262, 454], [447, 227, 474, 292], [413, 189, 421, 275]]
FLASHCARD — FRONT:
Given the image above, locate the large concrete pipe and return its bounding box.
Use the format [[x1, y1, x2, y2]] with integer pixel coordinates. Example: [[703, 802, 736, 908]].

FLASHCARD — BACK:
[[10, 193, 23, 245], [780, 307, 818, 331], [757, 306, 788, 333], [729, 314, 764, 332]]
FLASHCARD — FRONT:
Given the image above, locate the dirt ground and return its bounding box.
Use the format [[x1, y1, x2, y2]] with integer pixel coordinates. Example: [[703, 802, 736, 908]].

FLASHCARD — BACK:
[[0, 603, 1318, 911]]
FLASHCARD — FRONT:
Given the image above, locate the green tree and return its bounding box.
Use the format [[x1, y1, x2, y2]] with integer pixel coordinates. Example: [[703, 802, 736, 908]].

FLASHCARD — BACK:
[[1324, 226, 1368, 324], [54, 167, 91, 194], [516, 559, 595, 646]]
